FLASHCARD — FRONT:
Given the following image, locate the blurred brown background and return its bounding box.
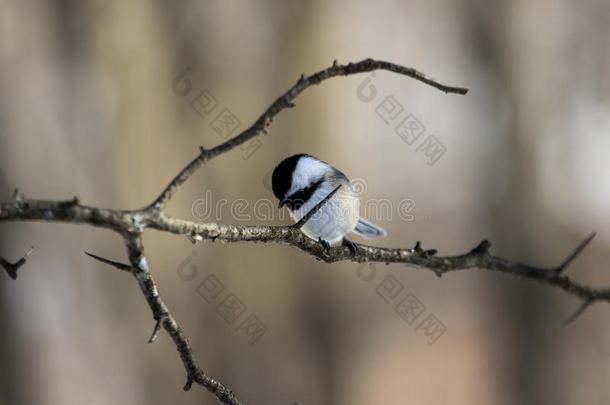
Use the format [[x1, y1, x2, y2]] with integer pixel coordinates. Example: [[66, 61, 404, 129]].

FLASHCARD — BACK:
[[1, 1, 610, 404]]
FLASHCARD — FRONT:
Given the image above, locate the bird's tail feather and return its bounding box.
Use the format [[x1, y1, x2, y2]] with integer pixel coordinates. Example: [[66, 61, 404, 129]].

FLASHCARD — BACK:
[[353, 218, 387, 239]]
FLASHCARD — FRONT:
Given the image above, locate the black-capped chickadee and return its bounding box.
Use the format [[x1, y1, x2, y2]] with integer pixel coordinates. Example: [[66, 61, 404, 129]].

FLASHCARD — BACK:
[[271, 154, 386, 250]]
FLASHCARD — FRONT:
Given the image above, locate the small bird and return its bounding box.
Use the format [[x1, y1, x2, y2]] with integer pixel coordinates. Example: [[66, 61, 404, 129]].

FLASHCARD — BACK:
[[271, 154, 386, 251]]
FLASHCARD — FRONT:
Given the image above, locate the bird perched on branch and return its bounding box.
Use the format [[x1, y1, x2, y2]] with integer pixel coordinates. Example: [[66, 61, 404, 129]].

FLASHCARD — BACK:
[[271, 154, 386, 252]]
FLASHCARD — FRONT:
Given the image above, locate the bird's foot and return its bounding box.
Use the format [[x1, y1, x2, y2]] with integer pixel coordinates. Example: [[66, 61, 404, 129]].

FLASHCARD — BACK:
[[342, 238, 358, 257], [318, 238, 331, 256]]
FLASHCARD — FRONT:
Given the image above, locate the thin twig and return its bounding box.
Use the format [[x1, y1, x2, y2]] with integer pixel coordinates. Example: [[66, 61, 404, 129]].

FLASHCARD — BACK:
[[292, 185, 342, 229]]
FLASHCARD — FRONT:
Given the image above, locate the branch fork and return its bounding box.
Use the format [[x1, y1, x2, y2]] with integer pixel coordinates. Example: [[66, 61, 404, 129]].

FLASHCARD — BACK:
[[0, 246, 34, 280]]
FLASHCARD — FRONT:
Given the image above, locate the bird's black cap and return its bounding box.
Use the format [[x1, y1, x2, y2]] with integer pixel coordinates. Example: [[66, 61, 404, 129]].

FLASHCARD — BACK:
[[271, 154, 310, 201]]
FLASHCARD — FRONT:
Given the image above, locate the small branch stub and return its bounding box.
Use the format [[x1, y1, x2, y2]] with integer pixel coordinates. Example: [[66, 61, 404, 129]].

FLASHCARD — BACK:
[[183, 377, 194, 392], [148, 318, 163, 344]]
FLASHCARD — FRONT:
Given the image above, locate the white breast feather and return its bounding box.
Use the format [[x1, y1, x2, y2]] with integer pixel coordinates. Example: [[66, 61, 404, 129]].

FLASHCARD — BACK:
[[290, 179, 360, 245]]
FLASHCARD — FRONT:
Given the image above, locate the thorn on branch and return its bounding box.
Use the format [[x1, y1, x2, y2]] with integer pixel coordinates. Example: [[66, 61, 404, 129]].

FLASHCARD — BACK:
[[297, 73, 306, 85], [554, 232, 596, 275], [470, 239, 491, 256], [332, 59, 338, 68], [12, 188, 23, 202], [0, 246, 34, 280], [183, 376, 194, 391], [59, 196, 80, 208], [410, 241, 437, 258], [563, 298, 594, 326], [84, 252, 132, 272], [199, 145, 208, 154], [148, 317, 163, 344], [292, 185, 342, 229]]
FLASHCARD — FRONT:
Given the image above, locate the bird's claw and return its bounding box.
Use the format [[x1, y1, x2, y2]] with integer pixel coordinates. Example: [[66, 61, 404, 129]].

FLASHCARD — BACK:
[[318, 238, 331, 256], [342, 238, 358, 257]]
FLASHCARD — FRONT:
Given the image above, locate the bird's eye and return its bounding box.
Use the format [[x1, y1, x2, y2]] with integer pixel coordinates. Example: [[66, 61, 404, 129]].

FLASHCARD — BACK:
[[284, 179, 324, 209]]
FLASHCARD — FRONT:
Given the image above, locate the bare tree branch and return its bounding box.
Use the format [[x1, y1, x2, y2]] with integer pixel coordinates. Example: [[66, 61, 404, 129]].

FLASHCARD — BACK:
[[149, 58, 468, 211], [2, 196, 604, 311], [146, 217, 605, 304], [122, 233, 242, 404], [5, 58, 600, 405]]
